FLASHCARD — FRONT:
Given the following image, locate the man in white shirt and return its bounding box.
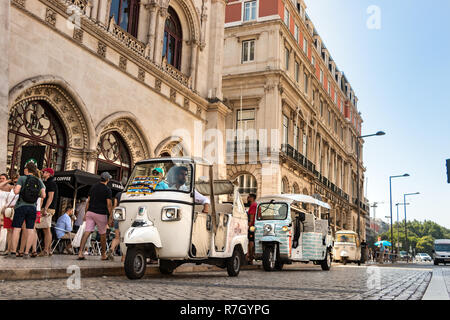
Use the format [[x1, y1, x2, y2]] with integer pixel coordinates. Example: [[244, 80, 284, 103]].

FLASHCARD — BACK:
[[170, 166, 210, 213]]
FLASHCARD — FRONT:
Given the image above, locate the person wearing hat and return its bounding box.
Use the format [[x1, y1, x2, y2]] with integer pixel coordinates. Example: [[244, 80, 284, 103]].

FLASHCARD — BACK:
[[152, 167, 169, 190], [37, 167, 58, 256], [77, 172, 113, 261]]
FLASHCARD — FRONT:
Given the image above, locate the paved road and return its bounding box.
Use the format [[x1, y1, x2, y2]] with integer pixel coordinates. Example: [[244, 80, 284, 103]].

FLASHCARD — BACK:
[[0, 263, 438, 300]]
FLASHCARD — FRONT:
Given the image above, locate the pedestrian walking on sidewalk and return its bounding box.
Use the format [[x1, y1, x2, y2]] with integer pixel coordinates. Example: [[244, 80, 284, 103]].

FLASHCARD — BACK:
[[107, 191, 124, 262], [246, 193, 257, 265], [77, 172, 113, 261], [1, 174, 19, 255], [6, 162, 45, 259], [36, 168, 58, 256]]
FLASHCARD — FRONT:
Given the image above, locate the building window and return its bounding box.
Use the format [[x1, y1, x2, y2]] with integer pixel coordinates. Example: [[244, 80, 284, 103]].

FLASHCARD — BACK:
[[304, 73, 308, 95], [334, 91, 337, 104], [285, 47, 290, 70], [163, 7, 183, 70], [320, 100, 323, 117], [334, 119, 338, 133], [283, 114, 289, 146], [243, 1, 257, 21], [284, 8, 290, 26], [328, 82, 331, 95], [303, 38, 307, 55], [295, 62, 299, 82], [281, 177, 289, 194], [242, 39, 255, 63], [110, 0, 140, 37], [294, 24, 299, 41], [294, 125, 299, 151], [238, 174, 257, 194], [97, 131, 131, 185], [236, 109, 256, 141], [320, 69, 324, 84], [328, 109, 331, 126], [312, 56, 315, 66], [302, 133, 308, 157]]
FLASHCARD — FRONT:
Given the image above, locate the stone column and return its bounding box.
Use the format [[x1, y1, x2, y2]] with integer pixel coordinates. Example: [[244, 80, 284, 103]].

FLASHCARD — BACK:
[[153, 6, 169, 65], [0, 0, 9, 172], [90, 0, 99, 22], [146, 2, 159, 61], [189, 40, 198, 89], [97, 0, 110, 26]]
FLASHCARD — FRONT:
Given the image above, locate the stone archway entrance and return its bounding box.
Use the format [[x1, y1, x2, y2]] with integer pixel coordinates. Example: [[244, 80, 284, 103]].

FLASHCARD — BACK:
[[7, 83, 91, 174]]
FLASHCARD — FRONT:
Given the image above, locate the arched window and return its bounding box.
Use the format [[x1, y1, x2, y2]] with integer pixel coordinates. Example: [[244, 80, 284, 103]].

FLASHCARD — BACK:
[[163, 7, 182, 70], [281, 177, 289, 194], [7, 100, 66, 176], [96, 132, 131, 185], [237, 173, 257, 195], [110, 0, 140, 37]]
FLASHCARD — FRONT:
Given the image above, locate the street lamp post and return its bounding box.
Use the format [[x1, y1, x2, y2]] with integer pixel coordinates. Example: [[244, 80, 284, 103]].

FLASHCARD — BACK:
[[395, 202, 409, 254], [356, 131, 385, 242], [404, 192, 420, 263], [389, 173, 409, 256]]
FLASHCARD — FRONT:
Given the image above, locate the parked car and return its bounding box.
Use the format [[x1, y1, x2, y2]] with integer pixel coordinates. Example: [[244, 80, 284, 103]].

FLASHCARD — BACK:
[[415, 253, 432, 262], [399, 251, 412, 261]]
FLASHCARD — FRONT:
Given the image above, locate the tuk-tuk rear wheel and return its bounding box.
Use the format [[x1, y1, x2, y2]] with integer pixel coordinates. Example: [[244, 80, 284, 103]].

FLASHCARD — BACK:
[[124, 246, 147, 280], [226, 247, 242, 277]]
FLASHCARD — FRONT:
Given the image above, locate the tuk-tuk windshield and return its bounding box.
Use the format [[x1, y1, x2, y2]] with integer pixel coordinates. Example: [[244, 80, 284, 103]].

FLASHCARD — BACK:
[[257, 203, 288, 221], [125, 161, 193, 195], [336, 234, 356, 243]]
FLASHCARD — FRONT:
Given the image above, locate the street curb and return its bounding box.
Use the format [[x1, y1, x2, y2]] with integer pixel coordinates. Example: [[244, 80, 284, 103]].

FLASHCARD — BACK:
[[422, 268, 450, 300], [0, 264, 262, 282]]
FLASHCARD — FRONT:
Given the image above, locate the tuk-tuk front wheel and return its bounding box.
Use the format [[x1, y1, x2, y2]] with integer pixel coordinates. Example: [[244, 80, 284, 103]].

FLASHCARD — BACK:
[[226, 247, 242, 277], [321, 250, 331, 271], [124, 246, 147, 280], [262, 244, 277, 272]]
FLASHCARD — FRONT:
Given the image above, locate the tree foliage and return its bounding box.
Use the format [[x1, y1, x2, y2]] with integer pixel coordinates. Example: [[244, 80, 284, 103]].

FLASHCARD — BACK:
[[376, 220, 450, 256]]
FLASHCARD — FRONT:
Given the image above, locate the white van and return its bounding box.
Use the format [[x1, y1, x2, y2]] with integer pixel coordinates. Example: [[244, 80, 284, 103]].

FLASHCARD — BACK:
[[433, 239, 450, 265]]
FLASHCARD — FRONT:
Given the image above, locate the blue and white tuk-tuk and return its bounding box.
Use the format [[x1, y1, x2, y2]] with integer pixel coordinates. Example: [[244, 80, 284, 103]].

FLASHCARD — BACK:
[[252, 194, 333, 271]]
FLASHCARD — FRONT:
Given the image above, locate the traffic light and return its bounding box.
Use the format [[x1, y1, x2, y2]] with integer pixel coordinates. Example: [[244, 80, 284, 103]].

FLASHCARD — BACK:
[[447, 159, 450, 183]]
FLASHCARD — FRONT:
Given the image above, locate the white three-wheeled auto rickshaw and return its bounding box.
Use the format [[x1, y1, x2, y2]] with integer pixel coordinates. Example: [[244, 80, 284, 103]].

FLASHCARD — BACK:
[[332, 230, 362, 265], [253, 194, 333, 271], [114, 157, 248, 279]]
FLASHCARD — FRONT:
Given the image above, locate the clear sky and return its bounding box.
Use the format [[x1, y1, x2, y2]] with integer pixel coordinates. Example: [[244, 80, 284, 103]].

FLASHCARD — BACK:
[[304, 0, 450, 228]]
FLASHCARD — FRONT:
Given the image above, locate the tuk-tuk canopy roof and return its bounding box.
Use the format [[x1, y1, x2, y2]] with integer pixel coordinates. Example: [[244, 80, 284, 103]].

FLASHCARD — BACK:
[[196, 180, 236, 196], [136, 157, 212, 166], [257, 194, 331, 209]]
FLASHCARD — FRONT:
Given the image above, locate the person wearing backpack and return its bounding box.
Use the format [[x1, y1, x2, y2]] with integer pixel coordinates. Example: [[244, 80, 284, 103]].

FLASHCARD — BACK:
[[5, 162, 45, 259]]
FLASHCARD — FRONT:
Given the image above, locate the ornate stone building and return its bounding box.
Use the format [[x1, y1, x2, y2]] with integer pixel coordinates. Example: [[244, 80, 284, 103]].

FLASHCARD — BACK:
[[1, 0, 229, 185], [222, 0, 370, 239]]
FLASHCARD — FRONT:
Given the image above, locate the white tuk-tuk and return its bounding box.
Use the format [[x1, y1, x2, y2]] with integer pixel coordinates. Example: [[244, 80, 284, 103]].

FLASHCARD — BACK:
[[114, 157, 248, 279], [253, 194, 333, 271], [332, 230, 361, 265]]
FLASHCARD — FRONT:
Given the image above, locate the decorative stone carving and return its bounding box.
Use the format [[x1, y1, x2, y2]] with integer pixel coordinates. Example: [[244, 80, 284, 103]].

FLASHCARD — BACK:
[[108, 16, 146, 56], [155, 79, 162, 92], [161, 60, 191, 88], [97, 41, 107, 58], [71, 161, 80, 169], [184, 97, 189, 109], [45, 8, 56, 27], [119, 56, 127, 71], [12, 0, 26, 7], [138, 68, 145, 82], [73, 28, 83, 43], [170, 88, 176, 102]]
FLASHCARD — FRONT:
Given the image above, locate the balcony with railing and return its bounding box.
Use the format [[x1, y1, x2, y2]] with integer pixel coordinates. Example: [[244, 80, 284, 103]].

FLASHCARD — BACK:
[[281, 144, 351, 202], [226, 140, 260, 156]]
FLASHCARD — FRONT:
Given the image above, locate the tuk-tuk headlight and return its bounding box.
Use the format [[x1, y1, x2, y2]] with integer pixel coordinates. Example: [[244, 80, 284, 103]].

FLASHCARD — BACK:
[[113, 207, 126, 221], [282, 226, 289, 232], [162, 207, 180, 221], [249, 226, 256, 232]]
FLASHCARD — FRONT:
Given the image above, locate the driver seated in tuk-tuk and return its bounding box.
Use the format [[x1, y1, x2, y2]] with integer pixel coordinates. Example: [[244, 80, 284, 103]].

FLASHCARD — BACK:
[[168, 166, 210, 214]]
